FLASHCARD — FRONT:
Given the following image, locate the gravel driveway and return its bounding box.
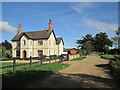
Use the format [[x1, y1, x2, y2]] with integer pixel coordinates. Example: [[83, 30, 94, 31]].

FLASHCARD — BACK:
[[26, 54, 118, 88]]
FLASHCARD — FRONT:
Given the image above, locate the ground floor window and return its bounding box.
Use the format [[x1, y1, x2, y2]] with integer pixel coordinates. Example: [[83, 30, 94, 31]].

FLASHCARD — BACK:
[[38, 50, 43, 57], [16, 51, 20, 57]]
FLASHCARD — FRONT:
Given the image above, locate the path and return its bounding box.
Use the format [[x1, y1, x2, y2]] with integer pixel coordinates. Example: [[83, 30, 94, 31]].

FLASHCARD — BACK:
[[26, 54, 118, 88]]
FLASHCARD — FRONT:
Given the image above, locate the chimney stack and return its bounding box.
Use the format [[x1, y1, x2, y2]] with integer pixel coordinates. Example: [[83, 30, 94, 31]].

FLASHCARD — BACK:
[[17, 24, 22, 34], [48, 19, 53, 31]]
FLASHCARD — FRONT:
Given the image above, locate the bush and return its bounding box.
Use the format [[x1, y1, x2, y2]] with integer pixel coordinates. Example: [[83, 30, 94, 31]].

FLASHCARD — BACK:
[[39, 55, 46, 60], [78, 49, 87, 56], [49, 55, 58, 60], [109, 60, 120, 85], [108, 49, 120, 54]]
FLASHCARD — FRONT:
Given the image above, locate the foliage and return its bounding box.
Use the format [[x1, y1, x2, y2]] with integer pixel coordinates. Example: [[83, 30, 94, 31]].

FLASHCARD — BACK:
[[76, 34, 94, 48], [111, 35, 119, 49], [0, 40, 12, 58], [38, 55, 46, 60], [76, 32, 113, 54], [111, 27, 120, 49], [81, 41, 94, 55], [94, 32, 113, 52], [108, 49, 120, 54], [49, 55, 58, 60], [109, 60, 120, 86], [78, 49, 87, 56], [2, 40, 12, 50]]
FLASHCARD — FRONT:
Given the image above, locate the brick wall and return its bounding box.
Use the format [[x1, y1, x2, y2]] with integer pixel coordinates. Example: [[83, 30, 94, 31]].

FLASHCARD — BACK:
[[67, 54, 80, 61]]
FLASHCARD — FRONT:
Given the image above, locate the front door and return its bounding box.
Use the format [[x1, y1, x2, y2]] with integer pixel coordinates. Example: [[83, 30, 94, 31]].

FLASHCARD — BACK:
[[23, 50, 27, 58]]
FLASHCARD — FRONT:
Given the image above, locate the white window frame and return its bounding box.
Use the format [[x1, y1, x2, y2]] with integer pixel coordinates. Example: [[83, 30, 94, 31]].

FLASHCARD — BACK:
[[38, 41, 43, 45]]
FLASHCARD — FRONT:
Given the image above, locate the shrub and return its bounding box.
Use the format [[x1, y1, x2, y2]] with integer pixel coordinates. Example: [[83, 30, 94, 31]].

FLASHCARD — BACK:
[[109, 60, 120, 85], [39, 55, 46, 60], [49, 55, 58, 60], [108, 49, 120, 54]]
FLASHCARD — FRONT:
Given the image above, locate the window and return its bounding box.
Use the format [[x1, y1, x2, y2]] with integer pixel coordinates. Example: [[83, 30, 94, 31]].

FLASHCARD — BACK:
[[16, 51, 20, 57], [38, 41, 43, 45], [23, 40, 26, 45], [38, 50, 43, 56]]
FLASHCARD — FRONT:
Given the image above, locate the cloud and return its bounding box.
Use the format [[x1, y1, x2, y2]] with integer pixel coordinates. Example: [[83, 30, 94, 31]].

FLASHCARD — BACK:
[[0, 21, 17, 33], [83, 18, 118, 32], [71, 2, 94, 14]]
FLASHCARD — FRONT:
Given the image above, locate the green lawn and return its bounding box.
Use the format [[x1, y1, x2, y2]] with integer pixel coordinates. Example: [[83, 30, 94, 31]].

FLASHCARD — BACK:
[[71, 57, 85, 61], [100, 54, 120, 60], [1, 62, 70, 74], [2, 63, 70, 88]]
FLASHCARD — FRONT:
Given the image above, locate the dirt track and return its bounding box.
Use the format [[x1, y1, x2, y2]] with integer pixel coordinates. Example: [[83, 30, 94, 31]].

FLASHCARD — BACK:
[[26, 54, 118, 88]]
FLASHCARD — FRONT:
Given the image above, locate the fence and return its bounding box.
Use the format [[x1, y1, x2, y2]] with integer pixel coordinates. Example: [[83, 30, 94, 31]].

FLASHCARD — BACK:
[[67, 54, 80, 61], [0, 55, 65, 74]]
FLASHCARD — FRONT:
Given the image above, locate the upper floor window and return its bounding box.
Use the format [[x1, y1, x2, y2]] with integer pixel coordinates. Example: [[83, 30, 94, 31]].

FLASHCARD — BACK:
[[38, 41, 43, 45], [23, 40, 26, 45]]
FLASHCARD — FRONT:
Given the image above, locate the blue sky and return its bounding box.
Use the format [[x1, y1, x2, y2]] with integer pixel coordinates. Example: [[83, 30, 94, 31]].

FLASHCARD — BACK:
[[1, 2, 118, 48]]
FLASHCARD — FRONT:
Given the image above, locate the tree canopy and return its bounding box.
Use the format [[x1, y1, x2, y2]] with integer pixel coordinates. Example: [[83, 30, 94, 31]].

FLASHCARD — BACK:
[[76, 32, 113, 53]]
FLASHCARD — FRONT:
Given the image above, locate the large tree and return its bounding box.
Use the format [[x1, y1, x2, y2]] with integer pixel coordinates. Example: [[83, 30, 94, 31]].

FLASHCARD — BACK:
[[76, 32, 113, 53], [94, 32, 113, 52], [76, 34, 94, 48], [112, 27, 120, 49]]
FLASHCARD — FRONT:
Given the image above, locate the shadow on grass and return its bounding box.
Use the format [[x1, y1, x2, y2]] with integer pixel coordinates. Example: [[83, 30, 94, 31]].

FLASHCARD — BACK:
[[2, 70, 54, 88]]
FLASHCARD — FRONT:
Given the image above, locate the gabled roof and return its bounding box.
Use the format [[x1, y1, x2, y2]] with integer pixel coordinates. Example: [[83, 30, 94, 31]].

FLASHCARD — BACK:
[[11, 30, 52, 41], [56, 37, 64, 45]]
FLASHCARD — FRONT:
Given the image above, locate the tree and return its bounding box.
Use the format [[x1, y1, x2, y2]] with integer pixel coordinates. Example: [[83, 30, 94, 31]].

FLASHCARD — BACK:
[[2, 40, 12, 50], [81, 41, 94, 55], [94, 32, 113, 52], [111, 36, 119, 49], [116, 27, 120, 49], [76, 34, 94, 49]]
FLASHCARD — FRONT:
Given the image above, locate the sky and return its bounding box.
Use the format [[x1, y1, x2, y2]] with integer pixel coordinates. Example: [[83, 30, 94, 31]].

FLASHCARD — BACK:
[[1, 2, 118, 48]]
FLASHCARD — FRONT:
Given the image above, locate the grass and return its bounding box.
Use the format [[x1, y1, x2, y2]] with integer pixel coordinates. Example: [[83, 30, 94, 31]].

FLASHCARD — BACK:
[[2, 63, 70, 88], [100, 54, 120, 60], [71, 57, 85, 61], [1, 63, 26, 67], [100, 54, 115, 60]]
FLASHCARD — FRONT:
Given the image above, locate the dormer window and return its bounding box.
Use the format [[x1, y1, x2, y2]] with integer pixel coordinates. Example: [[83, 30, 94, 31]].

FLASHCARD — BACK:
[[23, 40, 26, 45], [38, 41, 43, 45]]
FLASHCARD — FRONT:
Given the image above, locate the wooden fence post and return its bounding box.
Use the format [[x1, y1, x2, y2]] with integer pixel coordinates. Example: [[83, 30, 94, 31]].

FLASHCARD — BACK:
[[41, 59, 42, 65], [55, 58, 56, 63], [59, 57, 61, 63], [49, 58, 50, 64], [13, 57, 16, 73], [30, 56, 32, 69]]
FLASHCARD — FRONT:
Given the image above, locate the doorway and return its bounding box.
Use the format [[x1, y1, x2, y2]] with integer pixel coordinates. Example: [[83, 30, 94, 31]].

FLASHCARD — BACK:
[[23, 50, 27, 58]]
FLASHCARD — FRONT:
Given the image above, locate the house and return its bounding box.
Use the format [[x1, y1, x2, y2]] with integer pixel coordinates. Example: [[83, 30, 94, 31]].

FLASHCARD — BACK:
[[11, 20, 64, 58], [64, 48, 78, 54]]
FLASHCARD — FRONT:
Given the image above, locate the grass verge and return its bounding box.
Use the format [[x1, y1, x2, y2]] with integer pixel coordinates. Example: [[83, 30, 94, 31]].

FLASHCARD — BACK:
[[2, 63, 70, 88], [71, 57, 85, 61], [100, 54, 115, 60]]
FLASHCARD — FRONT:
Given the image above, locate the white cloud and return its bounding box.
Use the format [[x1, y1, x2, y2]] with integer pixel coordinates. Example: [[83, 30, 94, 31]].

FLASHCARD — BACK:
[[0, 21, 17, 33], [83, 18, 118, 32], [71, 2, 94, 14]]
